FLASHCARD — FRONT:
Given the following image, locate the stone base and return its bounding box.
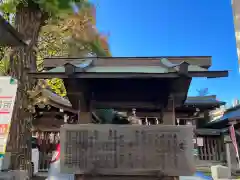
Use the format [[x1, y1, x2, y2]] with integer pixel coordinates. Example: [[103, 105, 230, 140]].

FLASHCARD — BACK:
[[211, 165, 230, 180], [75, 175, 179, 180], [0, 170, 28, 180]]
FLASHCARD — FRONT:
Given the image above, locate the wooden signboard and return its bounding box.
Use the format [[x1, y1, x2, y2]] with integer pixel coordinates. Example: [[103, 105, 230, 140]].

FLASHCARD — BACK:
[[60, 124, 195, 176]]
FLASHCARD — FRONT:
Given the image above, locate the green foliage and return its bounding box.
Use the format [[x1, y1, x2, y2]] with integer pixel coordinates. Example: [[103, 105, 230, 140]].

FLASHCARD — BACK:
[[0, 0, 111, 98], [36, 7, 110, 96], [0, 0, 90, 17], [0, 48, 11, 76], [37, 20, 69, 96], [37, 21, 69, 69], [62, 10, 110, 57], [0, 47, 6, 60], [0, 0, 18, 14], [46, 78, 66, 97], [88, 39, 109, 57], [0, 58, 10, 76]]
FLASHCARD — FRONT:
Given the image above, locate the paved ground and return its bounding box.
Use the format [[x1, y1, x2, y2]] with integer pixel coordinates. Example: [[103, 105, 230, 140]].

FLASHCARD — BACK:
[[33, 175, 202, 180], [33, 174, 204, 180], [33, 172, 226, 180], [180, 177, 204, 180], [33, 175, 205, 180], [33, 175, 240, 180], [33, 176, 207, 180], [33, 172, 47, 180], [33, 176, 45, 180]]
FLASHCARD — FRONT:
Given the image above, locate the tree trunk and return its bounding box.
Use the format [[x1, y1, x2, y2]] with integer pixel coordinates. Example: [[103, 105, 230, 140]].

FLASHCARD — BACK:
[[6, 4, 45, 173]]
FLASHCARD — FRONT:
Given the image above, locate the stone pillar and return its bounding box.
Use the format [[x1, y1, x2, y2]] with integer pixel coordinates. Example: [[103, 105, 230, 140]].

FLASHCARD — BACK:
[[223, 135, 233, 178]]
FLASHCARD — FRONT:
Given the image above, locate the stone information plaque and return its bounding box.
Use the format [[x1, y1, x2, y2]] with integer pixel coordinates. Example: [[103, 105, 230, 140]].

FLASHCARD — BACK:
[[60, 124, 195, 176]]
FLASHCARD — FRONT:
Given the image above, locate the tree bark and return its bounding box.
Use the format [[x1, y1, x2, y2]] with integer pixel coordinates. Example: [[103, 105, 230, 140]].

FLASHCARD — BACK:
[[6, 4, 45, 173]]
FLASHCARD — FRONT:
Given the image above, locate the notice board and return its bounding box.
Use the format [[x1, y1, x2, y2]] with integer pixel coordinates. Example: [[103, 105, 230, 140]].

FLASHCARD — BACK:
[[60, 124, 195, 176]]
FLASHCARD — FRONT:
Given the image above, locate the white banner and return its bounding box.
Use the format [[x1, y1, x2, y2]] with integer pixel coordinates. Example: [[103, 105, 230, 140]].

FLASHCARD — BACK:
[[0, 77, 18, 156]]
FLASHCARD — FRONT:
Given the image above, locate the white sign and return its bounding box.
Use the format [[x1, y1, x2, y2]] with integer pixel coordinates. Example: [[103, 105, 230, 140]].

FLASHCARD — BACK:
[[197, 137, 204, 147], [0, 77, 18, 156]]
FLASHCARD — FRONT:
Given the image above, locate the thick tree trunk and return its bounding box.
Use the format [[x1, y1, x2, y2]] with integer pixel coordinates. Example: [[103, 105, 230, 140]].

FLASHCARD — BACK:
[[6, 4, 44, 173]]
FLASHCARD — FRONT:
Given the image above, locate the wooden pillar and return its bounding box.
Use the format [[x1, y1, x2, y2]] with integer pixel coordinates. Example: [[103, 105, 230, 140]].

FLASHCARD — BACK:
[[77, 93, 92, 124], [64, 79, 92, 124], [162, 96, 176, 125], [172, 96, 176, 125]]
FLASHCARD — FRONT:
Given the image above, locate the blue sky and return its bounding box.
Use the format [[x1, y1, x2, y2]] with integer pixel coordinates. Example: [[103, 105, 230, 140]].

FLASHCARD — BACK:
[[92, 0, 239, 105]]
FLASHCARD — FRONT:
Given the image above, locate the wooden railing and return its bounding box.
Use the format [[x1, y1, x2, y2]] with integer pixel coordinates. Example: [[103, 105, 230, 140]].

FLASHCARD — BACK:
[[197, 135, 224, 161], [195, 129, 224, 163]]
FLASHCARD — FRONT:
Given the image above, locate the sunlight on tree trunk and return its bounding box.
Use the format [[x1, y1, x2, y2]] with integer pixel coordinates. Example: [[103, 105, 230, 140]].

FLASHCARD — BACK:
[[0, 0, 108, 176], [7, 5, 46, 172]]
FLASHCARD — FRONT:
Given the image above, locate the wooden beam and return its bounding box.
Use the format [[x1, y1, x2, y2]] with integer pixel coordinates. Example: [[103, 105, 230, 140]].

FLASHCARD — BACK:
[[32, 126, 60, 132], [189, 71, 228, 78], [135, 112, 162, 117], [28, 72, 179, 79], [195, 128, 222, 136], [28, 70, 228, 79], [43, 56, 212, 69], [92, 101, 163, 109]]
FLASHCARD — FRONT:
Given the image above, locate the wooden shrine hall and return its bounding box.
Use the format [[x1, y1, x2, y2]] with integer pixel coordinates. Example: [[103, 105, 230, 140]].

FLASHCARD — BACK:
[[29, 56, 228, 125]]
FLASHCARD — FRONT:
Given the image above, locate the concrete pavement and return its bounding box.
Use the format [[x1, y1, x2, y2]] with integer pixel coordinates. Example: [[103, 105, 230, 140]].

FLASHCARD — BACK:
[[180, 177, 205, 180]]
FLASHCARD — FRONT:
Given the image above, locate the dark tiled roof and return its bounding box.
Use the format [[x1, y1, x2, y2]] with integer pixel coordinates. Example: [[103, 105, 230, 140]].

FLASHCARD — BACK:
[[184, 96, 225, 106], [205, 106, 240, 128]]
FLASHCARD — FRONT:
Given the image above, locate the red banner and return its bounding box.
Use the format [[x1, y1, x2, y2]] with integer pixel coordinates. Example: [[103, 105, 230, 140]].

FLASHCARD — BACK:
[[0, 124, 9, 135], [230, 125, 240, 159]]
